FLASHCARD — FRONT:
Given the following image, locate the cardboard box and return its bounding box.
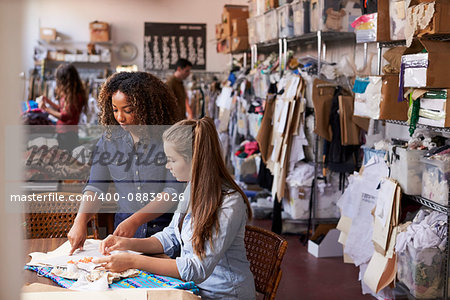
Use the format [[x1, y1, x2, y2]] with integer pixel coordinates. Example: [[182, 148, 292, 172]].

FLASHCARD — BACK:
[[216, 38, 231, 54], [402, 39, 450, 88], [40, 28, 56, 42], [411, 0, 450, 35], [377, 0, 391, 41], [215, 23, 223, 39], [231, 36, 249, 52], [268, 0, 279, 11], [232, 19, 248, 37], [379, 75, 409, 121], [222, 5, 249, 24], [89, 21, 110, 42], [310, 0, 361, 32]]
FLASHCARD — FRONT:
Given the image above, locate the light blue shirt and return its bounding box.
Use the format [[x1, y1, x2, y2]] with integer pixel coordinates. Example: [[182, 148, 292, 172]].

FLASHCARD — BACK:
[[153, 184, 256, 300]]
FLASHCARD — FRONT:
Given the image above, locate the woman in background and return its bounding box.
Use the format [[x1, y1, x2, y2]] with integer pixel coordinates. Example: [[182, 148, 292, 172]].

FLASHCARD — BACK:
[[38, 63, 87, 152]]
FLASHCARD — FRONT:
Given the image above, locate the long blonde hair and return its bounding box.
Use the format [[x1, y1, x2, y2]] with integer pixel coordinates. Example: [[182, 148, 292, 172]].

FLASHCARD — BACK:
[[163, 117, 252, 258]]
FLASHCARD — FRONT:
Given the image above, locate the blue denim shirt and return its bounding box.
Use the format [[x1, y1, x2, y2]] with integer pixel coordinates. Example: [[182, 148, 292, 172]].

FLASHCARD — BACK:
[[153, 184, 256, 300], [83, 127, 184, 238]]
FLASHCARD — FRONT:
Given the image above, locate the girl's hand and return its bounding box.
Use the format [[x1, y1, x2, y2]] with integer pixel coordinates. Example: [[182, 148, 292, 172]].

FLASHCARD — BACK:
[[93, 253, 136, 273], [38, 100, 47, 111], [67, 220, 87, 255], [99, 234, 130, 255], [113, 217, 140, 238]]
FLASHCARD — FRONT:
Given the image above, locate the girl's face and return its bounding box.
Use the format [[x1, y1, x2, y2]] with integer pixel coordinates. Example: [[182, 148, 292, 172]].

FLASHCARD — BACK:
[[164, 142, 191, 182], [112, 91, 139, 128]]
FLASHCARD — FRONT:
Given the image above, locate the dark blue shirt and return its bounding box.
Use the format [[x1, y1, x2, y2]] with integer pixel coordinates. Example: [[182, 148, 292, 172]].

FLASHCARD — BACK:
[[83, 126, 184, 238]]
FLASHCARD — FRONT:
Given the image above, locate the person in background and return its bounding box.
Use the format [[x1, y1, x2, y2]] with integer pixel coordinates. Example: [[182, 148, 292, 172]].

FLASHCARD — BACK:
[[38, 63, 87, 152], [94, 117, 255, 300], [166, 58, 192, 120], [68, 71, 182, 255]]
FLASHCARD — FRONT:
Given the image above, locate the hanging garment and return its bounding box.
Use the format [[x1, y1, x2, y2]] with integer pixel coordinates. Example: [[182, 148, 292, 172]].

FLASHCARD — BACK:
[[325, 87, 360, 173]]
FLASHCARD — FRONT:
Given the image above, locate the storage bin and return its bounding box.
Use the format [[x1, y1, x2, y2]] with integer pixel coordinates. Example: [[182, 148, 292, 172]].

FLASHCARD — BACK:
[[291, 1, 305, 36], [310, 0, 360, 32], [389, 0, 406, 41], [284, 180, 341, 220], [232, 154, 261, 184], [278, 0, 294, 6], [254, 15, 265, 43], [255, 0, 266, 16], [397, 243, 446, 299], [277, 4, 294, 38], [362, 146, 386, 166], [421, 156, 450, 206], [389, 147, 425, 196], [264, 9, 278, 41], [247, 18, 257, 45]]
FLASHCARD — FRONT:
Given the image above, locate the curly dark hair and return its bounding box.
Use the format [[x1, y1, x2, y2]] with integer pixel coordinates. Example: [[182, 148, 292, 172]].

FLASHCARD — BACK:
[[97, 71, 181, 131]]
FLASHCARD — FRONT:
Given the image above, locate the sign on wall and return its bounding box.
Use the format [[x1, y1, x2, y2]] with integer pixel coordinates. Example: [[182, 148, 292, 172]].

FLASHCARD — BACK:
[[144, 22, 206, 71]]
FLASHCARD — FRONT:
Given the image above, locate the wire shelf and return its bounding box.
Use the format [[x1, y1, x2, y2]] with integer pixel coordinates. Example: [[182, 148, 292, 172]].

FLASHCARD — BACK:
[[404, 194, 449, 214], [384, 120, 450, 134], [378, 40, 406, 47]]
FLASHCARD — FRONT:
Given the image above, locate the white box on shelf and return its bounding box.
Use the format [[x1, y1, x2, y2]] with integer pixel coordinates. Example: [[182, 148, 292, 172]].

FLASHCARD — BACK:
[[88, 54, 101, 63], [308, 229, 343, 258], [76, 53, 89, 62], [64, 54, 77, 62], [277, 4, 294, 38], [402, 53, 428, 88], [291, 1, 305, 36], [254, 15, 265, 43], [264, 9, 278, 41]]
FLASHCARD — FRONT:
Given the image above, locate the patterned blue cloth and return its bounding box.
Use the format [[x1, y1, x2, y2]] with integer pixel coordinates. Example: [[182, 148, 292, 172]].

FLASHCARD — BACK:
[[24, 265, 199, 294]]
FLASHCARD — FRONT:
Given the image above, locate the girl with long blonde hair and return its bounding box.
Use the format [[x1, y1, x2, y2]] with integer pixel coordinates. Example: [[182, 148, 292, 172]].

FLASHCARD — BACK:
[[95, 117, 255, 300]]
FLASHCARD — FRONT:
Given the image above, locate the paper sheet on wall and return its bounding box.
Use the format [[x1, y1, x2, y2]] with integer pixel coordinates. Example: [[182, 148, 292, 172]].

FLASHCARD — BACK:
[[374, 178, 396, 226], [373, 178, 398, 254], [276, 102, 290, 134], [273, 100, 284, 130], [285, 76, 300, 99], [344, 191, 377, 266], [363, 251, 397, 294]]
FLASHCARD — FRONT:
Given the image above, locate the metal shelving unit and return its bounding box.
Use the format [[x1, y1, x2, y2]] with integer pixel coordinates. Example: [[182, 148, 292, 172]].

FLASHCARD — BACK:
[[385, 120, 450, 134], [249, 31, 356, 234]]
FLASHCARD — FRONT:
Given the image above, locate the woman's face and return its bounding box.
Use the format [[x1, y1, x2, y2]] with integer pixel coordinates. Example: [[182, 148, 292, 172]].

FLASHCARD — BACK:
[[112, 91, 139, 128], [164, 142, 191, 182]]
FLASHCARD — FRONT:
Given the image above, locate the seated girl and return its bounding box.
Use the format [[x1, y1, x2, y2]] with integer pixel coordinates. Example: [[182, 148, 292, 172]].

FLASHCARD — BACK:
[[94, 117, 256, 300]]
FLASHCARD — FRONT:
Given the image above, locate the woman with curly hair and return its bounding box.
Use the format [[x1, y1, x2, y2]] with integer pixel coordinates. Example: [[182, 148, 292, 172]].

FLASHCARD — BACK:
[[38, 63, 87, 152], [68, 71, 182, 255], [94, 117, 255, 300]]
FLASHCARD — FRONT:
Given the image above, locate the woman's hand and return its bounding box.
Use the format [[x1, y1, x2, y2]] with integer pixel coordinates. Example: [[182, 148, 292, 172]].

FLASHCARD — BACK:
[[67, 221, 87, 255], [93, 253, 136, 273], [99, 234, 131, 255], [38, 99, 47, 111], [113, 217, 140, 238]]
